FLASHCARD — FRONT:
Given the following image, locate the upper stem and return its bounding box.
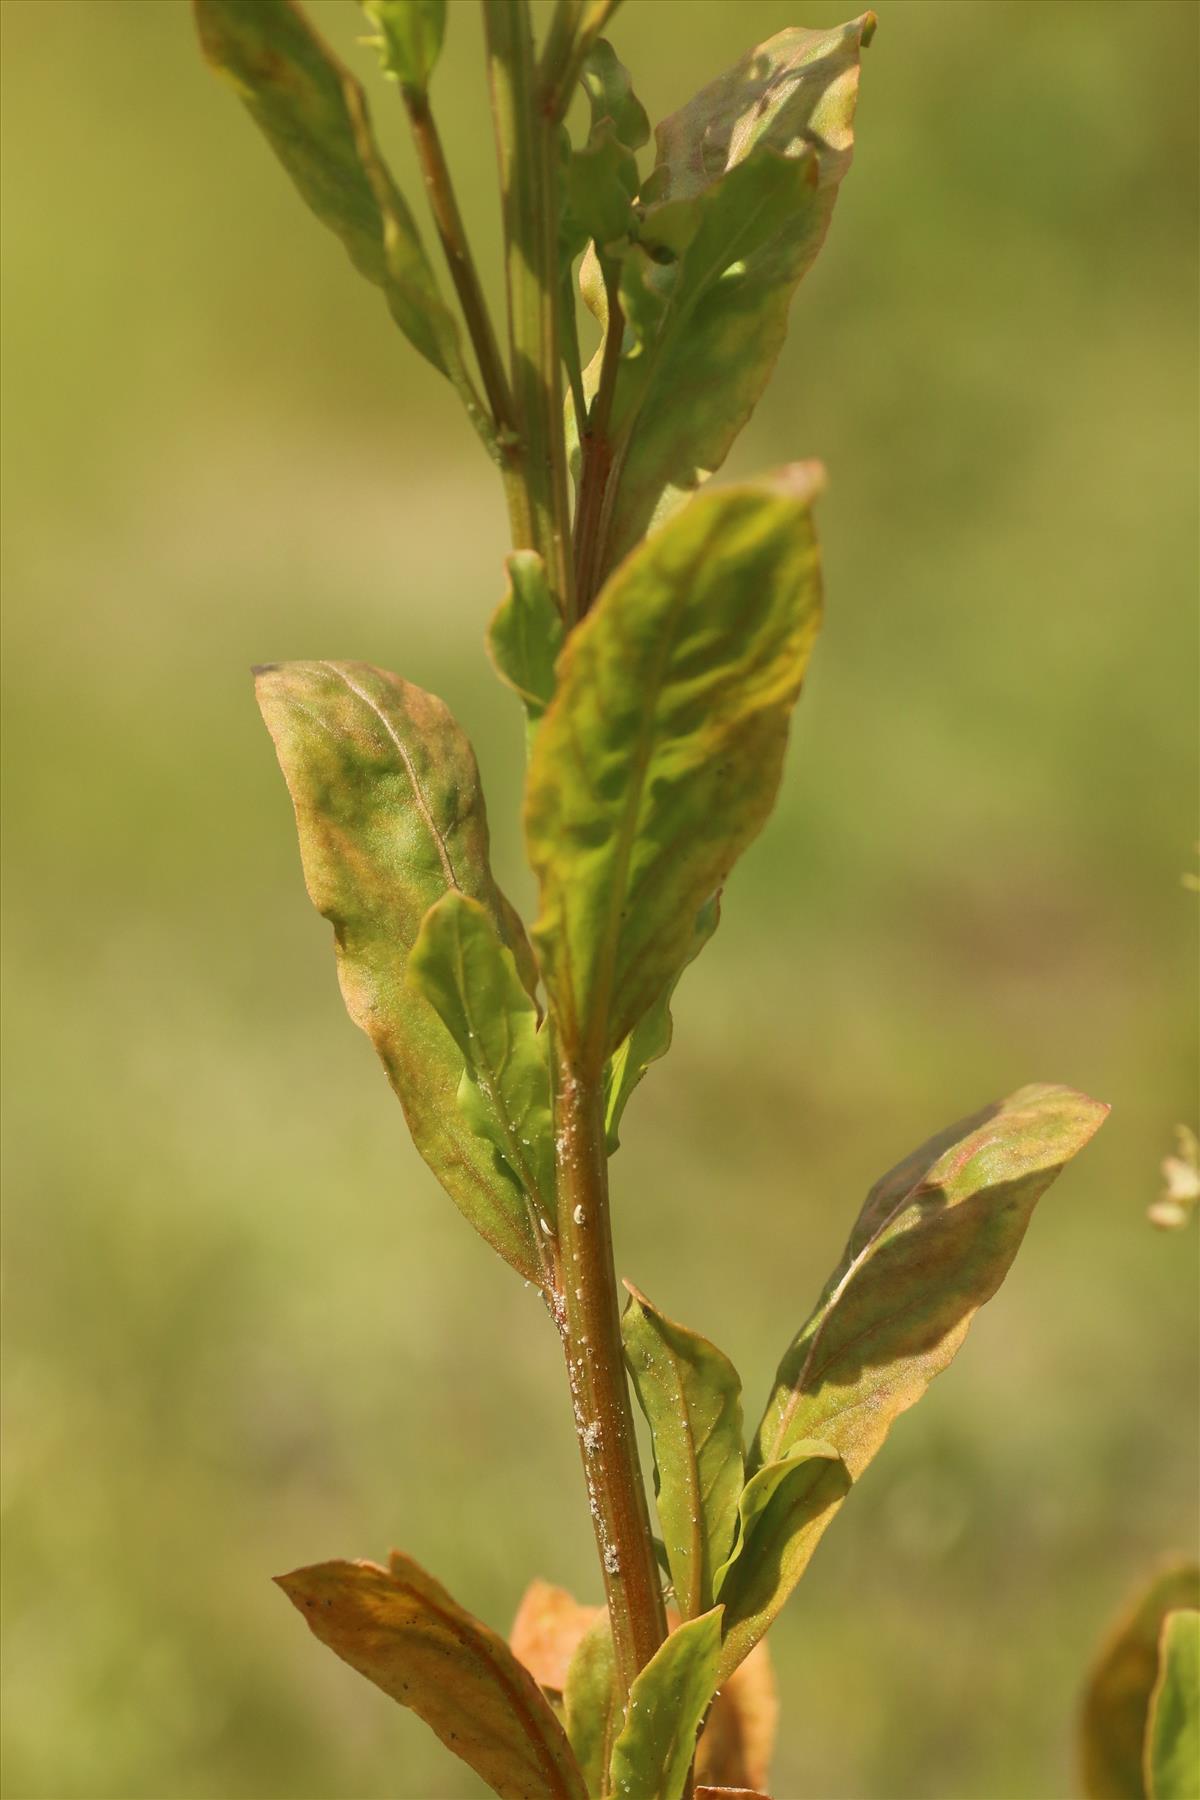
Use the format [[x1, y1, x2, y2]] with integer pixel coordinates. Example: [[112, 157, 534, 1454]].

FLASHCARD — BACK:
[[483, 0, 576, 620], [402, 86, 515, 435]]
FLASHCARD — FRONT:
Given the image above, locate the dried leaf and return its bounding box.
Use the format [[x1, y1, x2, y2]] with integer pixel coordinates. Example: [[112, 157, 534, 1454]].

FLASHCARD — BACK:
[[277, 1554, 587, 1800], [510, 1579, 603, 1696]]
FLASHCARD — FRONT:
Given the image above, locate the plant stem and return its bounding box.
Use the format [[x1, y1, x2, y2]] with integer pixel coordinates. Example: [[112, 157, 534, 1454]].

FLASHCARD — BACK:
[[402, 86, 515, 436], [482, 0, 576, 621], [554, 1047, 667, 1699], [485, 0, 663, 1697]]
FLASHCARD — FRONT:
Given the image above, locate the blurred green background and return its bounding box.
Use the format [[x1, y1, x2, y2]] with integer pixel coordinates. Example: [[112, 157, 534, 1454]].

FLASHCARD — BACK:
[[2, 2, 1196, 1796]]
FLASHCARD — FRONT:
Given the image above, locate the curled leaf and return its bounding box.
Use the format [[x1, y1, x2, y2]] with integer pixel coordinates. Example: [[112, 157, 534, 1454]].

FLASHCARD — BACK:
[[277, 1554, 587, 1800], [255, 660, 547, 1286]]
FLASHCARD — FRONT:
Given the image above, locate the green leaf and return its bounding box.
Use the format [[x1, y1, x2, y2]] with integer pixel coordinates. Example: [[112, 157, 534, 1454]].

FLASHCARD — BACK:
[[487, 551, 564, 741], [581, 38, 649, 151], [565, 121, 640, 257], [255, 659, 550, 1288], [713, 1442, 850, 1679], [194, 0, 479, 404], [608, 1608, 724, 1800], [563, 1616, 619, 1799], [604, 896, 719, 1154], [276, 1553, 587, 1800], [622, 1284, 744, 1620], [409, 891, 555, 1233], [525, 467, 824, 1076], [360, 0, 446, 94], [1081, 1565, 1200, 1800], [576, 14, 874, 576], [753, 1084, 1110, 1480], [1147, 1611, 1200, 1800]]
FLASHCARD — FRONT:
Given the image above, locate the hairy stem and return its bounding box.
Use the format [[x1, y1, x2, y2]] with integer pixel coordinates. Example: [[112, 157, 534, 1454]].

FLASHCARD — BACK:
[[555, 1047, 667, 1698], [483, 0, 576, 619]]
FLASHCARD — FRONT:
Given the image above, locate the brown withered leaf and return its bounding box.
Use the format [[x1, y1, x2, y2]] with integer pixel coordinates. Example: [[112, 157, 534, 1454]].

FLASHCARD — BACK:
[[509, 1579, 603, 1695], [277, 1554, 586, 1800]]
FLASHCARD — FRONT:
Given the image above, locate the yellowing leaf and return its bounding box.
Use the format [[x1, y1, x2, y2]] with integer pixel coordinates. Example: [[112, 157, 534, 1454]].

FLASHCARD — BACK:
[[1146, 1610, 1200, 1800], [1081, 1564, 1200, 1800], [276, 1554, 587, 1800], [622, 1284, 744, 1619], [608, 1607, 724, 1800], [526, 468, 823, 1076], [255, 660, 549, 1287], [576, 15, 873, 575]]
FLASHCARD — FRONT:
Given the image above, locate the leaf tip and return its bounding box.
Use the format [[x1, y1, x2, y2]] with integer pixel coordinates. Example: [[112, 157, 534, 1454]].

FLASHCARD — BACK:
[[859, 11, 879, 49], [768, 460, 826, 508]]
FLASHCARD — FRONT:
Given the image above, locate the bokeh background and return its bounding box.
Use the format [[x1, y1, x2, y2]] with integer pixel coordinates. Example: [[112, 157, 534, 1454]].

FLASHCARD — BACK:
[[2, 2, 1197, 1796]]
